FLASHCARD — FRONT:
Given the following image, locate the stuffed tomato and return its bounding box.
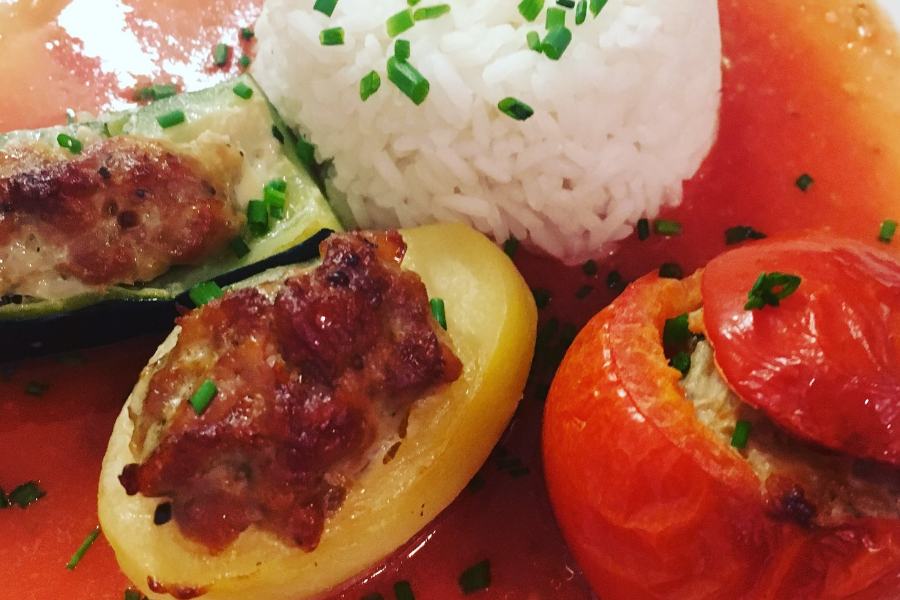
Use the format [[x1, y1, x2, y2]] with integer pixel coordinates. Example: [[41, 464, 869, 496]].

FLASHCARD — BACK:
[[99, 222, 537, 600], [543, 234, 900, 600]]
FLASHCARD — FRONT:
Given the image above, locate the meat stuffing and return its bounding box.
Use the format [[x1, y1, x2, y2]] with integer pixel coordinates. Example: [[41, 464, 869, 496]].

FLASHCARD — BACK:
[[119, 230, 463, 553]]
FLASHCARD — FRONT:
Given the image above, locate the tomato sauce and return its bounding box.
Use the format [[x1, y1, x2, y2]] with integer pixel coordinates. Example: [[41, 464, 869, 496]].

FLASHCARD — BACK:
[[1, 0, 899, 598]]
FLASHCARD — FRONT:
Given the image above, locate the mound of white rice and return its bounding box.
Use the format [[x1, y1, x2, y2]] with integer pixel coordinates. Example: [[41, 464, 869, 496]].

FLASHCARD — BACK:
[[254, 0, 720, 262]]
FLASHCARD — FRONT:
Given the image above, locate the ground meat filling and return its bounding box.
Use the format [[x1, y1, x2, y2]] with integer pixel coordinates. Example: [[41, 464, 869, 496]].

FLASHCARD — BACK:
[[0, 136, 243, 299], [119, 231, 463, 553]]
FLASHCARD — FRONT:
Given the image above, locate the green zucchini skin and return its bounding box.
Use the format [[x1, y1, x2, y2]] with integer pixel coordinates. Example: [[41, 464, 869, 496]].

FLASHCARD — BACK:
[[0, 75, 342, 360], [0, 230, 333, 363]]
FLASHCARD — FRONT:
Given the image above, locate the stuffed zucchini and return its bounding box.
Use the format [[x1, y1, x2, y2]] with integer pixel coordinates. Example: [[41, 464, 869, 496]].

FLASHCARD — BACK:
[[99, 222, 538, 600], [0, 75, 341, 361]]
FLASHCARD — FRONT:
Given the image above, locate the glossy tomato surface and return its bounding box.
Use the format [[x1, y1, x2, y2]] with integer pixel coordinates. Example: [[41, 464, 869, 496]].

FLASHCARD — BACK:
[[543, 269, 900, 600]]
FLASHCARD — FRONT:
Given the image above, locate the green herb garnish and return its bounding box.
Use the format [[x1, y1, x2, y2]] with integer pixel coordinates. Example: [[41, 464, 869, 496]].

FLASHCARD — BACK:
[[503, 237, 519, 258], [240, 27, 255, 40], [518, 0, 544, 21], [662, 313, 690, 346], [526, 30, 542, 52], [232, 82, 254, 99], [386, 9, 415, 37], [413, 4, 451, 20], [795, 173, 814, 191], [744, 272, 802, 310], [879, 219, 897, 243], [637, 217, 650, 240], [188, 281, 224, 307], [156, 110, 185, 129], [320, 27, 345, 45], [133, 84, 177, 102], [213, 43, 229, 67], [66, 526, 101, 570], [725, 225, 766, 245], [731, 419, 752, 448], [669, 351, 691, 376], [7, 481, 46, 508], [393, 580, 416, 600], [575, 0, 587, 24], [459, 559, 491, 594], [57, 133, 82, 155], [395, 39, 411, 60], [314, 0, 339, 16], [189, 379, 217, 415], [430, 298, 447, 329], [360, 70, 382, 101], [498, 97, 534, 120], [387, 57, 430, 105], [653, 219, 682, 236], [229, 237, 251, 259], [589, 0, 608, 16]]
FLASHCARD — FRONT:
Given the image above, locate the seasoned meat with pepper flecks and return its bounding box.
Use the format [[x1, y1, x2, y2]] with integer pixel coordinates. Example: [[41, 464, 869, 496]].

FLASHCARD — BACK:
[[119, 230, 462, 553]]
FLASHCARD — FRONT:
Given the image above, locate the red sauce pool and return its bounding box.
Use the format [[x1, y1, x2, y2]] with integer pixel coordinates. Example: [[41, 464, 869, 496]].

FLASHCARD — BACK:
[[1, 1, 899, 598]]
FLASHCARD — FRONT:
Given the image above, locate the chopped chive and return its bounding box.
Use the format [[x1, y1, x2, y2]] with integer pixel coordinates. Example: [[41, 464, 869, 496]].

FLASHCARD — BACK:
[[272, 124, 285, 144], [582, 259, 598, 276], [575, 0, 587, 23], [560, 322, 577, 347], [362, 594, 386, 600], [240, 27, 255, 40], [518, 0, 544, 21], [213, 43, 229, 67], [658, 262, 684, 280], [536, 316, 559, 348], [556, 0, 575, 7], [124, 590, 144, 600], [662, 313, 690, 346], [503, 237, 519, 258], [589, 0, 607, 16], [320, 27, 345, 45], [725, 225, 766, 245], [247, 199, 269, 236], [66, 526, 101, 570], [669, 351, 691, 376], [459, 559, 491, 594], [795, 173, 814, 191], [653, 219, 682, 236], [0, 486, 7, 509], [546, 7, 566, 28], [296, 137, 316, 165], [532, 288, 551, 310], [393, 580, 416, 600], [156, 110, 185, 129], [408, 0, 422, 5], [266, 179, 287, 193], [637, 217, 650, 240], [429, 298, 447, 329], [575, 284, 593, 299], [498, 97, 534, 121], [413, 4, 451, 20], [744, 272, 802, 310], [606, 270, 622, 288], [313, 0, 339, 16], [8, 481, 46, 508], [133, 83, 177, 102], [878, 219, 897, 243], [526, 30, 542, 52], [265, 184, 286, 219], [24, 381, 49, 397], [189, 379, 217, 415], [395, 39, 411, 60], [232, 82, 254, 99], [189, 281, 224, 307], [542, 26, 572, 60], [57, 133, 82, 155], [387, 57, 430, 105], [731, 419, 752, 449], [386, 9, 415, 37], [467, 473, 485, 494], [237, 54, 251, 68], [230, 237, 251, 259], [360, 70, 382, 101]]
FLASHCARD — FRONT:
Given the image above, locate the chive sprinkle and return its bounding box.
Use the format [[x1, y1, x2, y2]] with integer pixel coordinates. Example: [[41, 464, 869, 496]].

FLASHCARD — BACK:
[[240, 27, 255, 40], [498, 97, 534, 121], [658, 262, 684, 280], [387, 56, 430, 105], [879, 219, 898, 243], [526, 30, 542, 52], [556, 0, 575, 7], [606, 270, 622, 289], [582, 259, 598, 276], [459, 559, 491, 594], [266, 179, 287, 193], [542, 26, 572, 60], [189, 379, 217, 415], [408, 0, 422, 5], [296, 137, 316, 165], [637, 217, 650, 240], [320, 27, 345, 45], [0, 486, 8, 509], [532, 288, 551, 309], [395, 39, 411, 60], [413, 4, 451, 20], [213, 43, 229, 67], [247, 199, 269, 236], [229, 237, 251, 259], [124, 590, 144, 600], [272, 124, 285, 144], [430, 298, 447, 329], [795, 173, 813, 191], [725, 225, 766, 245], [546, 6, 566, 28], [360, 70, 382, 101], [8, 481, 46, 508], [744, 272, 802, 310], [575, 0, 587, 23], [503, 237, 519, 258], [133, 84, 177, 102], [669, 351, 691, 376], [189, 281, 223, 307], [313, 0, 339, 17], [575, 284, 593, 299], [57, 133, 82, 155], [362, 594, 386, 600], [66, 526, 101, 570], [662, 313, 690, 346], [731, 419, 752, 449], [232, 82, 254, 99], [393, 580, 416, 600], [156, 110, 185, 129], [518, 0, 544, 21], [653, 219, 682, 236], [24, 381, 49, 397], [264, 181, 286, 219], [386, 9, 415, 37], [589, 0, 608, 16], [237, 54, 251, 68]]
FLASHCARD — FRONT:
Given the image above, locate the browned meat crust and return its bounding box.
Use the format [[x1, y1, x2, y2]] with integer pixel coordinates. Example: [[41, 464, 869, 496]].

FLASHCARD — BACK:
[[119, 231, 462, 553], [0, 135, 243, 294]]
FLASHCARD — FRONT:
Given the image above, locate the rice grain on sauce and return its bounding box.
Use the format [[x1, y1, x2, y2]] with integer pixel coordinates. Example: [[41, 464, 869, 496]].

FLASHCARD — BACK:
[[253, 0, 721, 262]]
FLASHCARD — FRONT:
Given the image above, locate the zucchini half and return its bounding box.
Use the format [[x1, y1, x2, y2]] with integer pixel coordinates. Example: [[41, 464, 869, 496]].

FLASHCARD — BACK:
[[0, 75, 342, 361]]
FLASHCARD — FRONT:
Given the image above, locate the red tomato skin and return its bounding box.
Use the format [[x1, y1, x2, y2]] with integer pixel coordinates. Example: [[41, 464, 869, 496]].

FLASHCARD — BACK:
[[702, 235, 900, 465], [543, 271, 900, 600]]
